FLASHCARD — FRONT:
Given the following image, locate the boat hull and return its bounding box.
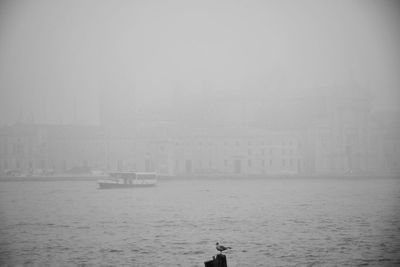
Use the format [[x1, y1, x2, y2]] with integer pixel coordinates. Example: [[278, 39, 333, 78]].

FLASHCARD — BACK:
[[98, 182, 156, 189]]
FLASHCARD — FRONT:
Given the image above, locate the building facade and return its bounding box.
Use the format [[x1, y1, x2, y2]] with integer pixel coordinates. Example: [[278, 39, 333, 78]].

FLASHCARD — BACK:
[[1, 86, 398, 177]]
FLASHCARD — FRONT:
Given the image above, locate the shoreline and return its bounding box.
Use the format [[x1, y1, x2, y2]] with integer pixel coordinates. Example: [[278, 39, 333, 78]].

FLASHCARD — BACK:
[[1, 174, 399, 182]]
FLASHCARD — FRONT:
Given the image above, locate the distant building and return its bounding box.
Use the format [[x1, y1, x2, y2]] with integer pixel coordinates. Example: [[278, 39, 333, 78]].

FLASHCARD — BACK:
[[1, 85, 398, 177]]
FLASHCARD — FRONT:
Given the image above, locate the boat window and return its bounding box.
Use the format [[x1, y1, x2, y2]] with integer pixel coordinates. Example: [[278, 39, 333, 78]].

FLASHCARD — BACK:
[[137, 173, 155, 179]]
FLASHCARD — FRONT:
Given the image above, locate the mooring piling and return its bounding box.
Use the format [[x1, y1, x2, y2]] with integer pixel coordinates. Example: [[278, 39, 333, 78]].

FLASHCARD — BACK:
[[204, 254, 228, 267]]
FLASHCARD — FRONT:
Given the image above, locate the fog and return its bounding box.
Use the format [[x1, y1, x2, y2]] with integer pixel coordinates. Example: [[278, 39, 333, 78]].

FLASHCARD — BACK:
[[0, 0, 399, 125], [1, 2, 400, 265]]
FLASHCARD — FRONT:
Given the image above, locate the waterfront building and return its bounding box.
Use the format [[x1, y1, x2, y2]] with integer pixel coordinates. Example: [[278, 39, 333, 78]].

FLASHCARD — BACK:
[[1, 85, 398, 177]]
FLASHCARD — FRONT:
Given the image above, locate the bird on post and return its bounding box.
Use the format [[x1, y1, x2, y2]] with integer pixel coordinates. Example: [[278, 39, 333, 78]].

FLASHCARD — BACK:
[[216, 242, 232, 253]]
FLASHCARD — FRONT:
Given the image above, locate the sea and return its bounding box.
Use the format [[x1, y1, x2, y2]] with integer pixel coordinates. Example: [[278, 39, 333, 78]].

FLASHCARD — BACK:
[[0, 177, 399, 266]]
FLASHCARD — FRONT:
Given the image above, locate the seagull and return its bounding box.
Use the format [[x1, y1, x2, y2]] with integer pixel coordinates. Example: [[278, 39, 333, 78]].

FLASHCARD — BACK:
[[216, 242, 232, 253]]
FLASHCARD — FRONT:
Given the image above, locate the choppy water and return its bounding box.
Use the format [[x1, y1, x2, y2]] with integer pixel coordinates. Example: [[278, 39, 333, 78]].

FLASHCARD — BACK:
[[1, 177, 400, 266]]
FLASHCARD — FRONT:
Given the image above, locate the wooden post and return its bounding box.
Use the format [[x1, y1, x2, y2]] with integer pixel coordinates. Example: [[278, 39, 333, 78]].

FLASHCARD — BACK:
[[204, 258, 214, 267], [204, 254, 228, 267]]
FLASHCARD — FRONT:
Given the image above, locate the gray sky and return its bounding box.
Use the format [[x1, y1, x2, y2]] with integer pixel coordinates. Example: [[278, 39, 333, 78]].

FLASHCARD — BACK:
[[0, 0, 399, 125]]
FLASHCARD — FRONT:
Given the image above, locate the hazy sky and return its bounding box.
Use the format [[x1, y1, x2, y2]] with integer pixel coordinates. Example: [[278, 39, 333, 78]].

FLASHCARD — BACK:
[[0, 0, 399, 125]]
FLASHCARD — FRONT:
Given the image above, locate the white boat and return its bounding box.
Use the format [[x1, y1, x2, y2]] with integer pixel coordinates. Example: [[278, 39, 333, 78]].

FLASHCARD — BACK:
[[98, 171, 157, 189]]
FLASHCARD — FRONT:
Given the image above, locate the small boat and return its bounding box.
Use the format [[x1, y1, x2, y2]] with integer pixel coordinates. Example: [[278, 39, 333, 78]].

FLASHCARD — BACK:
[[98, 171, 157, 189]]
